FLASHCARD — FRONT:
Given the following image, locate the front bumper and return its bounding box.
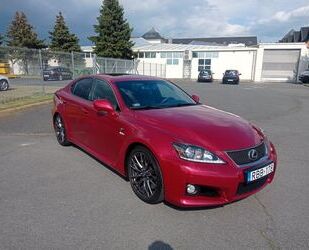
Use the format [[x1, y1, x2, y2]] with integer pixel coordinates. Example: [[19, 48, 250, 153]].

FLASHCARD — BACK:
[[161, 143, 277, 207]]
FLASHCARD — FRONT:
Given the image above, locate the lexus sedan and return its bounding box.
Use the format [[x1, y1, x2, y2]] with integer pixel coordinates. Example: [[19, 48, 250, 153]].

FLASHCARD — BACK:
[[43, 66, 73, 81], [222, 70, 241, 84], [0, 75, 9, 91], [52, 74, 277, 208], [197, 69, 213, 82]]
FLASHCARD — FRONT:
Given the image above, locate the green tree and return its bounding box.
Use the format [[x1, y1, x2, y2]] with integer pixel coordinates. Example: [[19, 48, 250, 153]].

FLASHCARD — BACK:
[[0, 33, 4, 46], [49, 12, 81, 52], [6, 12, 45, 75], [7, 11, 45, 49], [89, 0, 134, 59], [48, 12, 85, 75]]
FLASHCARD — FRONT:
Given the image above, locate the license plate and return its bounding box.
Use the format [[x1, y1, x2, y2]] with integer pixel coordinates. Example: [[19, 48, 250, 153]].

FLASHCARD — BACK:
[[43, 75, 49, 77], [228, 79, 233, 81], [247, 163, 274, 182]]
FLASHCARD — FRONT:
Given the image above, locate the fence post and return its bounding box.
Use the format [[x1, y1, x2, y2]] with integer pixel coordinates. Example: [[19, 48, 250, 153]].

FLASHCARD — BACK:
[[71, 51, 75, 79], [150, 63, 152, 76], [143, 61, 145, 75], [38, 49, 45, 94], [92, 54, 96, 74], [105, 58, 107, 73], [155, 63, 157, 77]]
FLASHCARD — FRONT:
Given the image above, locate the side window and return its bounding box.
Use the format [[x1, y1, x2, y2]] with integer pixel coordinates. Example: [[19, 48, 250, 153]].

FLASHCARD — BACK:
[[92, 79, 119, 110], [72, 78, 93, 100]]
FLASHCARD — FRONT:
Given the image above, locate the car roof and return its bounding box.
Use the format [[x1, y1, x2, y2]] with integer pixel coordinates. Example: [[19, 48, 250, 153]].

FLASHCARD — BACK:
[[91, 74, 162, 84]]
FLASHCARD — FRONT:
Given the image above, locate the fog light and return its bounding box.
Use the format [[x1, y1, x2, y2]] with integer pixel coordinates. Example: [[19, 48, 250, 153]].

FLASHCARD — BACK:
[[186, 184, 197, 194]]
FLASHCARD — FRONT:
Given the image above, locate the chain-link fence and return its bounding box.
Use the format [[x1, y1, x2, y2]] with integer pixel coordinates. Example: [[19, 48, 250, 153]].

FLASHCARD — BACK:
[[0, 46, 166, 107]]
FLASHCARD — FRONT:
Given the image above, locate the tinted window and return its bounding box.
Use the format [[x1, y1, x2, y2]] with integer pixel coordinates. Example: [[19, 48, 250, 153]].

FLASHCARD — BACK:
[[92, 79, 118, 109], [116, 80, 196, 110], [72, 78, 93, 100]]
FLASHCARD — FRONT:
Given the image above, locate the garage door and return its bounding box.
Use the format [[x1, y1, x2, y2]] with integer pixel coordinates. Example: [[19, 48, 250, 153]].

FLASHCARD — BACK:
[[261, 49, 300, 81]]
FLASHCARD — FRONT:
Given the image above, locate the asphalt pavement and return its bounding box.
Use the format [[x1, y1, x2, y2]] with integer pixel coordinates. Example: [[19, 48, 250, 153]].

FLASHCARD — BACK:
[[0, 81, 308, 249]]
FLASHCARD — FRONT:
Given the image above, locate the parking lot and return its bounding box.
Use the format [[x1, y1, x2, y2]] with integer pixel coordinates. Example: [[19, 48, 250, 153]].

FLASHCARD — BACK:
[[0, 80, 309, 249]]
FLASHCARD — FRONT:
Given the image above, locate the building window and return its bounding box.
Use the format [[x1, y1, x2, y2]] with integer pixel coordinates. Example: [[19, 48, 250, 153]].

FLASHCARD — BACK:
[[160, 52, 183, 65], [198, 59, 211, 71], [192, 51, 219, 58], [167, 59, 179, 65], [84, 52, 92, 58], [145, 52, 156, 58]]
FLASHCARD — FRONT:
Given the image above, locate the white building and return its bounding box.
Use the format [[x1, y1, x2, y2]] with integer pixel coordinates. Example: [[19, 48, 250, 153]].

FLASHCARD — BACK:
[[133, 42, 308, 82]]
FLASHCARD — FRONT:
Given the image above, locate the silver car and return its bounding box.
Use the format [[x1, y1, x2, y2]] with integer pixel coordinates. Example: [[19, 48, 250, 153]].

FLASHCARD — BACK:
[[0, 75, 9, 91]]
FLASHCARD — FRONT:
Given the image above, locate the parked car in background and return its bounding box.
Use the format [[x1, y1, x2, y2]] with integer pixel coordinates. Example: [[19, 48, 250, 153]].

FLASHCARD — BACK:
[[52, 74, 277, 208], [197, 69, 213, 82], [43, 66, 73, 81], [222, 70, 241, 84], [0, 75, 9, 91], [299, 69, 309, 83]]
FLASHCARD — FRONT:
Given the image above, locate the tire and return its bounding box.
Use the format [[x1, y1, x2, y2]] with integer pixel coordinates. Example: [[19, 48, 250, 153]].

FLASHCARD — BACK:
[[53, 114, 71, 146], [0, 79, 9, 91], [127, 146, 164, 204]]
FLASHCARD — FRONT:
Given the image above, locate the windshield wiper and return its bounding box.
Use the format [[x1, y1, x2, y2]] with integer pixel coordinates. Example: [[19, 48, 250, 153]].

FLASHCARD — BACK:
[[170, 103, 199, 108], [130, 105, 164, 110]]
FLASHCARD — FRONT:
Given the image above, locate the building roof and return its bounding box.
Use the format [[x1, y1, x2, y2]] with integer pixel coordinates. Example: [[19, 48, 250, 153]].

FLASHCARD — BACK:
[[171, 36, 258, 46], [142, 28, 165, 40], [280, 26, 309, 43], [133, 43, 257, 52], [300, 26, 309, 42], [131, 37, 150, 47]]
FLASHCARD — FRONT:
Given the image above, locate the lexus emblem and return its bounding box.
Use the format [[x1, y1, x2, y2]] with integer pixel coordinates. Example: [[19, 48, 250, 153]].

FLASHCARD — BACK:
[[248, 149, 258, 160]]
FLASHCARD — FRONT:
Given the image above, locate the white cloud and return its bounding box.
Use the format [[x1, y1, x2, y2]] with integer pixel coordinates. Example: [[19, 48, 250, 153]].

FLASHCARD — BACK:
[[258, 5, 309, 23]]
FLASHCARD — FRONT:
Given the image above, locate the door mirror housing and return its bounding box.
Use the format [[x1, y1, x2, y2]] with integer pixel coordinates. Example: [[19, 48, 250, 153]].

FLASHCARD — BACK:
[[93, 99, 114, 114], [192, 94, 200, 103]]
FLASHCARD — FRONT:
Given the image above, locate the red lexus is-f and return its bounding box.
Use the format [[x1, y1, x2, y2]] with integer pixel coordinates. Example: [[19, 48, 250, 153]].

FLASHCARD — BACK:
[[52, 74, 277, 208]]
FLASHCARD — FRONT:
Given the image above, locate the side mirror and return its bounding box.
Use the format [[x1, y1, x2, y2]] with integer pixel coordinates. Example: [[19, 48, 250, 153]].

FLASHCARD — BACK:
[[93, 99, 114, 114], [239, 73, 242, 76], [192, 94, 200, 103]]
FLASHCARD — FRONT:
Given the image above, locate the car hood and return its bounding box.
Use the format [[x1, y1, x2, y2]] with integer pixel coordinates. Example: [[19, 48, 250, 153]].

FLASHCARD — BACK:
[[134, 105, 263, 151]]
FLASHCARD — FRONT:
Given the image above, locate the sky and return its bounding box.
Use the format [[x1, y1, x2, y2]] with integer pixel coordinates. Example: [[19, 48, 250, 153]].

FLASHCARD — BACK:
[[0, 0, 309, 45]]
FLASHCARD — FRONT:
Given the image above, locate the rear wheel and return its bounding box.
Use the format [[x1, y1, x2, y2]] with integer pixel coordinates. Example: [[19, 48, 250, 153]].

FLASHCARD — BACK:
[[53, 114, 70, 146], [127, 146, 164, 204], [0, 79, 9, 91]]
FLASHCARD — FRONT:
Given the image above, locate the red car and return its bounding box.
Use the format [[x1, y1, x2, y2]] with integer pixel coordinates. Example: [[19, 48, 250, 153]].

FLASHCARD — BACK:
[[52, 74, 277, 208]]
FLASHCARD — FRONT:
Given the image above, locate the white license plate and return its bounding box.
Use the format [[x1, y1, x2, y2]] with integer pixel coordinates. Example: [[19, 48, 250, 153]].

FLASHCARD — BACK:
[[247, 163, 274, 182], [228, 79, 233, 81], [43, 75, 49, 77]]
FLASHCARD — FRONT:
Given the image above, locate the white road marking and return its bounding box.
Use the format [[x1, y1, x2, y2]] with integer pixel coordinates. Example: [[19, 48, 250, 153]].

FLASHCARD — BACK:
[[20, 143, 36, 147]]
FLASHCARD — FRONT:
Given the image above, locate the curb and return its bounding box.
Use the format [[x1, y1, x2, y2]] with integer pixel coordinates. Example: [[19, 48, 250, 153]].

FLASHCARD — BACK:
[[0, 99, 53, 116]]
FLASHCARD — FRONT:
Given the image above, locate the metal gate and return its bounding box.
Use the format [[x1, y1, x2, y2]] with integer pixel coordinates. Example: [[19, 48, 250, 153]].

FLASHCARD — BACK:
[[261, 49, 300, 82]]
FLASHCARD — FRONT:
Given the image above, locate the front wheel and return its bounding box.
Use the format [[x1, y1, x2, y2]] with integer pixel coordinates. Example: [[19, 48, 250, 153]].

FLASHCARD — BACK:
[[0, 79, 9, 91], [53, 114, 71, 146], [127, 146, 164, 204]]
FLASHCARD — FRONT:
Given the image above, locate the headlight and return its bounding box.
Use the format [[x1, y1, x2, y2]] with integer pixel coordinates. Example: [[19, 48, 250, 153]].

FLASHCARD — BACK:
[[173, 143, 225, 164]]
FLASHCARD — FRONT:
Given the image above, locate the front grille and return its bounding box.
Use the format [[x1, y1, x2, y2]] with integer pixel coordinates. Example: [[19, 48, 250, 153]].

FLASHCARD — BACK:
[[237, 176, 268, 195], [226, 142, 266, 165]]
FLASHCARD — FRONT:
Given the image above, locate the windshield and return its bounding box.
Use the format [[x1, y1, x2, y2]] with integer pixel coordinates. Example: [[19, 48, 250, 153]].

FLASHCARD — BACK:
[[116, 80, 197, 110], [200, 70, 211, 75], [225, 70, 238, 76]]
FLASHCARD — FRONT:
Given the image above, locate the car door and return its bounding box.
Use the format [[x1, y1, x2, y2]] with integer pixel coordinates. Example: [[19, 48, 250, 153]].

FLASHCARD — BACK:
[[87, 78, 127, 167], [64, 77, 94, 147]]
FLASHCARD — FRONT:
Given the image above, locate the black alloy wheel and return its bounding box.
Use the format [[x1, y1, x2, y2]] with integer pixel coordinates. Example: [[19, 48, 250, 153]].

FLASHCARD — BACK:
[[0, 79, 9, 91], [128, 146, 164, 204], [54, 114, 70, 146]]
